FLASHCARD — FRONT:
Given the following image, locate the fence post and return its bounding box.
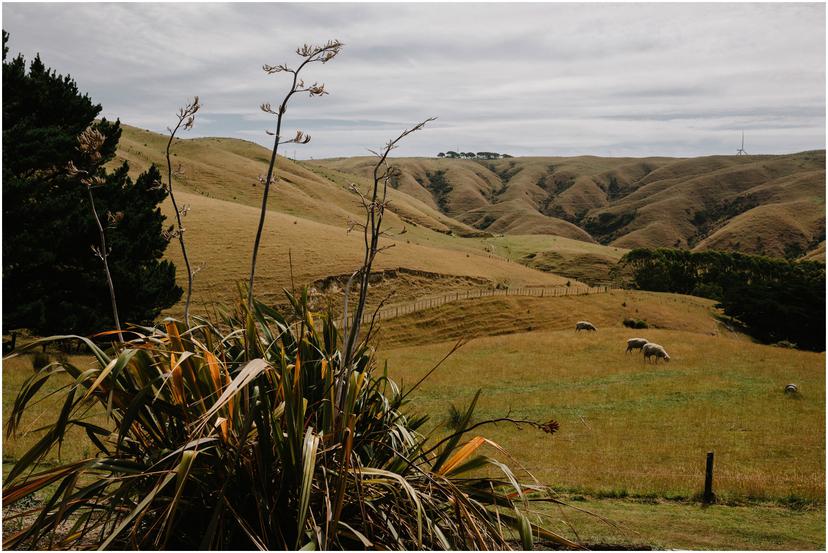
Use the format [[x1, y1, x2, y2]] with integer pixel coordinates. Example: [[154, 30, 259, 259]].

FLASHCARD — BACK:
[[703, 451, 715, 504]]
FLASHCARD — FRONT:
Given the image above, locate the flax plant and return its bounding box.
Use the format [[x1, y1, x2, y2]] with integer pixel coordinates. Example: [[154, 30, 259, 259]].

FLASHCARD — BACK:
[[165, 96, 200, 327], [248, 40, 342, 309], [3, 292, 575, 550]]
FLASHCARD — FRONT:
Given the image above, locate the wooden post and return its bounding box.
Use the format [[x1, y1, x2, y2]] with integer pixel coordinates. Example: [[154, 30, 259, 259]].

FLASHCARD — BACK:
[[703, 451, 715, 504]]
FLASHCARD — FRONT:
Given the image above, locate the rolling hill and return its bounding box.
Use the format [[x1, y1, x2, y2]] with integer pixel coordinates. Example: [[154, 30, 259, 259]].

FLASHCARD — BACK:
[[112, 125, 604, 317], [111, 124, 823, 317], [317, 152, 826, 259]]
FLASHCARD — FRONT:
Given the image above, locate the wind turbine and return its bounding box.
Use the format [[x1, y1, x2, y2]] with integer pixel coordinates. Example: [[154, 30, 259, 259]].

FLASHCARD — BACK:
[[736, 131, 748, 156]]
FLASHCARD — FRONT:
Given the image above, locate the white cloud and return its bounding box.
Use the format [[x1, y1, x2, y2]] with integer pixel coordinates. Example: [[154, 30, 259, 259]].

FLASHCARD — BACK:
[[3, 2, 824, 158]]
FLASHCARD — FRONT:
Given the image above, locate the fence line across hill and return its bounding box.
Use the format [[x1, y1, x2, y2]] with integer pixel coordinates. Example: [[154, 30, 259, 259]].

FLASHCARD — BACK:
[[360, 284, 617, 325]]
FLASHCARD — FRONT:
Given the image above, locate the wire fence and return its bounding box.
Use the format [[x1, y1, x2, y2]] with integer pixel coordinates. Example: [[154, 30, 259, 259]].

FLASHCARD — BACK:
[[360, 284, 617, 324]]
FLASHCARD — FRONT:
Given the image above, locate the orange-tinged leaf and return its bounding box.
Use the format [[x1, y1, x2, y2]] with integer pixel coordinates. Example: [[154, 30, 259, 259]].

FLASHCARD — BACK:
[[166, 321, 183, 352], [205, 351, 222, 390], [294, 354, 301, 386], [437, 436, 486, 476], [170, 353, 185, 406], [3, 462, 84, 504]]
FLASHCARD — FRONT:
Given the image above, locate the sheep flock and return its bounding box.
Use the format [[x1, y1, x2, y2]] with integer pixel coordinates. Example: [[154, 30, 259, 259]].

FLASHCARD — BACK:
[[576, 321, 671, 363]]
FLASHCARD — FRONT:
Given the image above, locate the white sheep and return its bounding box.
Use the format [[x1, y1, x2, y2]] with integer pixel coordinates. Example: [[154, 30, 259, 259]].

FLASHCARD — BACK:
[[626, 338, 649, 353], [642, 342, 670, 363], [575, 321, 597, 332]]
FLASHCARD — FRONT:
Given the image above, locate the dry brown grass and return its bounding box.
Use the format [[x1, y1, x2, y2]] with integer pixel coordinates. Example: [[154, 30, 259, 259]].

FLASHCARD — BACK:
[[375, 290, 735, 348], [318, 151, 826, 258], [156, 189, 573, 318]]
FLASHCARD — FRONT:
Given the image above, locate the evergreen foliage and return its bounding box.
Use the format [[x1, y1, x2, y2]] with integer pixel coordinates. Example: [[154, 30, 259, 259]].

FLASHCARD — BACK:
[[2, 32, 181, 335], [617, 248, 826, 351]]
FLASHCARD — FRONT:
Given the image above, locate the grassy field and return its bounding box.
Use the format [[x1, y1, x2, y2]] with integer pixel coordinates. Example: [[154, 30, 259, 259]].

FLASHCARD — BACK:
[[534, 496, 825, 550], [377, 292, 825, 504], [114, 124, 638, 318], [376, 290, 737, 348], [2, 353, 108, 466], [3, 290, 824, 549]]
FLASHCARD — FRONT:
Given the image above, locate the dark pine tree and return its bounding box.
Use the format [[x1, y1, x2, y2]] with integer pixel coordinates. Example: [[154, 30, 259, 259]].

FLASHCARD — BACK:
[[3, 32, 181, 335]]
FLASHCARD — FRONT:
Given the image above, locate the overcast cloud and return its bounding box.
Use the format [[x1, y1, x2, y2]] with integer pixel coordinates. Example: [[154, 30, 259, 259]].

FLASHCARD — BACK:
[[3, 2, 825, 158]]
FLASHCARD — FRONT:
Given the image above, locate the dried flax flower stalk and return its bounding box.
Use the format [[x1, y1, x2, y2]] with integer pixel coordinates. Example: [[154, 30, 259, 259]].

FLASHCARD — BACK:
[[71, 127, 123, 343], [247, 40, 343, 310], [165, 96, 201, 327]]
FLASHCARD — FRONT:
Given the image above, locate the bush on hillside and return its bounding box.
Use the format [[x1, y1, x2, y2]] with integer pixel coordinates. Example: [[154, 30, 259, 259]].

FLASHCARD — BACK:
[[616, 248, 826, 351], [623, 318, 649, 329]]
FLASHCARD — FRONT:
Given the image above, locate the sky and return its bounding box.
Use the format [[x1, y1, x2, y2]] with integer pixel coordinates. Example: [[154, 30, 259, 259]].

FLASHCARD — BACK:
[[2, 2, 825, 159]]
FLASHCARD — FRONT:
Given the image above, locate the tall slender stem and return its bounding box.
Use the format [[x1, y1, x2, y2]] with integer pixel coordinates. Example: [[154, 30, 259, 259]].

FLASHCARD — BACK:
[[247, 41, 341, 311], [86, 186, 123, 343], [247, 122, 283, 309], [338, 119, 434, 407], [165, 122, 194, 327]]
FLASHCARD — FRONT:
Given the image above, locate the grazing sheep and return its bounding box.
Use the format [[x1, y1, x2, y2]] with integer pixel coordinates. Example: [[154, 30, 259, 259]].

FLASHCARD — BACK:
[[626, 338, 649, 353], [642, 342, 670, 363], [784, 384, 799, 394], [575, 321, 597, 332]]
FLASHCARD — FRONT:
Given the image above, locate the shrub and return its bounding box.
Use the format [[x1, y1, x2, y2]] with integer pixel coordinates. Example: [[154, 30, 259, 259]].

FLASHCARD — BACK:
[[3, 292, 574, 550], [623, 318, 649, 329]]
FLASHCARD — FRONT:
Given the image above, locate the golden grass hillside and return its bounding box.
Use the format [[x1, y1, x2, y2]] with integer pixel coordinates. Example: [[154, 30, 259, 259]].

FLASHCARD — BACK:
[[112, 125, 823, 318], [156, 189, 574, 318], [113, 124, 630, 313], [376, 290, 730, 348], [319, 152, 826, 259], [116, 125, 481, 238], [376, 291, 825, 503]]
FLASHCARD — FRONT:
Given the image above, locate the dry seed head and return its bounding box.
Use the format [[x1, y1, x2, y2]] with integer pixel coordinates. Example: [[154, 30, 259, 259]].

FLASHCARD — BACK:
[[106, 211, 125, 226], [65, 160, 83, 177], [306, 82, 327, 97], [540, 419, 560, 435], [263, 63, 291, 74], [296, 39, 343, 61], [77, 127, 106, 163], [161, 224, 177, 241]]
